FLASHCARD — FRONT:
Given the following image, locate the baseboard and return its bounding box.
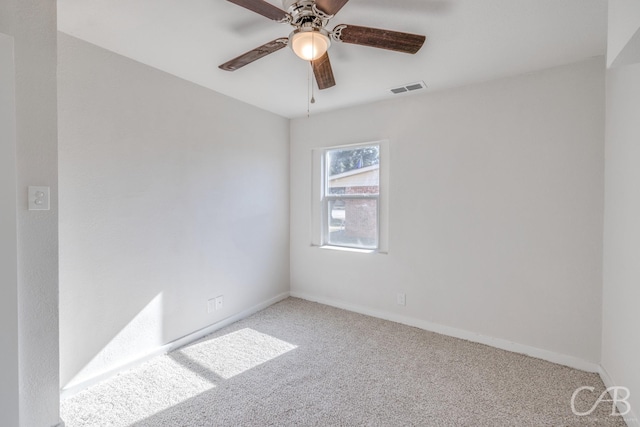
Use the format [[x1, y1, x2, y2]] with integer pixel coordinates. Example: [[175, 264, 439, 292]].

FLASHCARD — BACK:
[[60, 291, 290, 399], [289, 291, 600, 373], [599, 365, 639, 427]]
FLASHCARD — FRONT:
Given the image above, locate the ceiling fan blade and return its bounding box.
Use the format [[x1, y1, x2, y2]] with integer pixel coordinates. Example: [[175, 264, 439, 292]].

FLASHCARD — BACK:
[[226, 0, 289, 21], [335, 25, 426, 54], [314, 0, 350, 16], [219, 38, 288, 71], [312, 52, 336, 90]]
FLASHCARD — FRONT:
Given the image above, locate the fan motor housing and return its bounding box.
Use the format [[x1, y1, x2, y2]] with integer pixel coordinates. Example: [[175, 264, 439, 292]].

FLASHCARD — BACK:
[[282, 0, 305, 12], [284, 0, 330, 28]]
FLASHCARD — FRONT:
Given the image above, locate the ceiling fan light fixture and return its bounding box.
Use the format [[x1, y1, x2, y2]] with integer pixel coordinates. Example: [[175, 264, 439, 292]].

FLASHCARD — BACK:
[[289, 27, 331, 61]]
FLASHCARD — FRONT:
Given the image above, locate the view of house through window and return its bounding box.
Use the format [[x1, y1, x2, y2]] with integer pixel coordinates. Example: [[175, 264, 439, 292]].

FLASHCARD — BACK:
[[323, 144, 380, 250]]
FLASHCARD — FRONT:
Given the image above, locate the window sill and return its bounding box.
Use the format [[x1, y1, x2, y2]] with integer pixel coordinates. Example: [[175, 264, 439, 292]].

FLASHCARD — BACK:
[[313, 244, 387, 255]]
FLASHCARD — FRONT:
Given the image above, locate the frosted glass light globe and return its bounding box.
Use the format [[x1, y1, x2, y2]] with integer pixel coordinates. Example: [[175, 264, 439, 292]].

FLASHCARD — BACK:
[[290, 29, 330, 61]]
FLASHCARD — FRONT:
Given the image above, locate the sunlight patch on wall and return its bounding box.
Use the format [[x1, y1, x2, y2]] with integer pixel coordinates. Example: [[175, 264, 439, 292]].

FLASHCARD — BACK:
[[64, 293, 165, 390]]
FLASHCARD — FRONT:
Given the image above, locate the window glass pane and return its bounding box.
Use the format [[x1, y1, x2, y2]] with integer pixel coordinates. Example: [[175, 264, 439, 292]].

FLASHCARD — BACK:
[[327, 199, 378, 249], [327, 145, 379, 196]]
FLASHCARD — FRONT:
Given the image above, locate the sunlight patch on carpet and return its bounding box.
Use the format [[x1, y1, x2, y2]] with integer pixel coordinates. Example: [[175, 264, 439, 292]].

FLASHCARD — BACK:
[[61, 356, 215, 426], [61, 328, 297, 427], [175, 328, 298, 380]]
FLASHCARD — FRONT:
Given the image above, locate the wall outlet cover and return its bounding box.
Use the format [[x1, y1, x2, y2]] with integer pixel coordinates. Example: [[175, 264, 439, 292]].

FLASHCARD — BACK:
[[397, 293, 406, 306], [28, 186, 50, 210], [207, 298, 216, 314]]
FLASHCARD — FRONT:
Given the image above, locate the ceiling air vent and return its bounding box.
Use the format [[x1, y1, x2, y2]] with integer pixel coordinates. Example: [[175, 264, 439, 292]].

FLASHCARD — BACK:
[[389, 81, 427, 95]]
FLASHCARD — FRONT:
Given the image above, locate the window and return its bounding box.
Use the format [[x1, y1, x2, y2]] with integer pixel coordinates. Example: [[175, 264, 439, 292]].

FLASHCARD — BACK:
[[322, 144, 380, 250]]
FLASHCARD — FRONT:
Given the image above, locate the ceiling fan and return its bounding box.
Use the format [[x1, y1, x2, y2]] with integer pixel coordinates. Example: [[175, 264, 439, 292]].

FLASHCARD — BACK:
[[219, 0, 426, 90]]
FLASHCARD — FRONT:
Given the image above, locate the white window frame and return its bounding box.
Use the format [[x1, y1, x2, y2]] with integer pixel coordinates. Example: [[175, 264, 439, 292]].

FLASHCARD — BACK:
[[311, 140, 389, 254]]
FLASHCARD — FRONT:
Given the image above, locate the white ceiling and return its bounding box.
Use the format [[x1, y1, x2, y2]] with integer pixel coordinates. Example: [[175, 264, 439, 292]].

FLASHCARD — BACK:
[[57, 0, 607, 118]]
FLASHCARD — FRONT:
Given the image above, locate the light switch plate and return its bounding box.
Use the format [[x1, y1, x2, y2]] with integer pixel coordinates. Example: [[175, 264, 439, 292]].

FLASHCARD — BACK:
[[28, 186, 50, 211]]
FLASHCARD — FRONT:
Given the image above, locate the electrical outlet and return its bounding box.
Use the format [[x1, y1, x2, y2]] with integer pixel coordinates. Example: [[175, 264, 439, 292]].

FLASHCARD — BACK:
[[207, 298, 216, 314], [397, 293, 406, 306], [215, 295, 224, 311], [28, 186, 50, 211]]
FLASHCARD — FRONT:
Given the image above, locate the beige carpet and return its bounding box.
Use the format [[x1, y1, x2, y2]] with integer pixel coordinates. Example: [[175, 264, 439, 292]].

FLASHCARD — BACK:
[[61, 298, 627, 426]]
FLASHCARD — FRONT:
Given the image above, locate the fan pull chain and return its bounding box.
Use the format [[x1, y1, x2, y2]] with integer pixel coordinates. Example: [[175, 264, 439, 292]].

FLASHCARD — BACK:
[[310, 33, 316, 105], [307, 61, 316, 118], [311, 65, 316, 105], [307, 61, 311, 118]]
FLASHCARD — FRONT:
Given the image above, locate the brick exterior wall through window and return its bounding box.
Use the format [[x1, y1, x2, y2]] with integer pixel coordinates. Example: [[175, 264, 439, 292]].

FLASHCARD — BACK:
[[343, 186, 378, 240]]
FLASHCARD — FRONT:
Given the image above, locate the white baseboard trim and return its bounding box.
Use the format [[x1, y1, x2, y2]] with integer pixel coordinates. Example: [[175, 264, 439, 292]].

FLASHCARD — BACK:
[[289, 291, 600, 373], [60, 292, 290, 400], [599, 365, 639, 427]]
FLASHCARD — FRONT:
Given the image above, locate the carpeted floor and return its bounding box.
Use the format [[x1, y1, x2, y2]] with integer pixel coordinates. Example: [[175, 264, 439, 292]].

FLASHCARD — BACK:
[[61, 298, 627, 426]]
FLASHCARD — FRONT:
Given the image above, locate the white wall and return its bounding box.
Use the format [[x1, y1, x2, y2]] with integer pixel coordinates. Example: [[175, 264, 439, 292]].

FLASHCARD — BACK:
[[607, 0, 640, 67], [602, 59, 640, 427], [1, 1, 60, 426], [0, 32, 19, 427], [290, 58, 605, 366], [601, 3, 640, 423], [58, 33, 290, 390]]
